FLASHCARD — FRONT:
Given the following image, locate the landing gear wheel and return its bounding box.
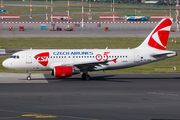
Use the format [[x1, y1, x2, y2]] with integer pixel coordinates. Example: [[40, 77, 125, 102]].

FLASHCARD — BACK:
[[86, 75, 91, 81], [27, 76, 31, 80], [27, 70, 31, 80], [82, 73, 91, 80], [82, 73, 86, 80]]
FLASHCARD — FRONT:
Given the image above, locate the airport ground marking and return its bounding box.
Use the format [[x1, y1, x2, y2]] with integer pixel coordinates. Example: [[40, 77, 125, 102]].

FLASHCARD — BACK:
[[0, 109, 99, 120], [22, 114, 57, 118]]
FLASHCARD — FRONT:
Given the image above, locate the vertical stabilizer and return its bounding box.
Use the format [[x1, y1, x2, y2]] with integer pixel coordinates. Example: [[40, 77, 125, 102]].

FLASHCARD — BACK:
[[136, 18, 172, 50]]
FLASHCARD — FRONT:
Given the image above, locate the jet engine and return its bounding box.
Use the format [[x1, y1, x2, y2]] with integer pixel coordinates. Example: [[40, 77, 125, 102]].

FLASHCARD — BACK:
[[51, 66, 80, 78]]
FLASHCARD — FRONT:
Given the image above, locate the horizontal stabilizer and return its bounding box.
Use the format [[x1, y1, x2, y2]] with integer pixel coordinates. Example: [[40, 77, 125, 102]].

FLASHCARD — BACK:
[[151, 51, 177, 57]]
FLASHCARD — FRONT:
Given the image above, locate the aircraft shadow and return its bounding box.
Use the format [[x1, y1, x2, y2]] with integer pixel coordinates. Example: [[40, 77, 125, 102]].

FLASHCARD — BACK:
[[43, 73, 180, 82], [44, 74, 130, 82]]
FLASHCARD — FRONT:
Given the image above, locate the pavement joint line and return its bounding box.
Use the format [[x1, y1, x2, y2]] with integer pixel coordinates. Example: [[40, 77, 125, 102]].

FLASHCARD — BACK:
[[13, 30, 16, 37], [0, 109, 31, 114], [147, 92, 180, 96], [0, 110, 99, 120], [56, 115, 99, 120], [0, 117, 21, 119], [100, 31, 111, 37], [125, 30, 140, 37]]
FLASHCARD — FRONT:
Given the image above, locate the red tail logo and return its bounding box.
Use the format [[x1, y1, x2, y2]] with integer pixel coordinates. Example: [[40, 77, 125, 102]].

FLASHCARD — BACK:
[[35, 52, 49, 67], [148, 18, 172, 50]]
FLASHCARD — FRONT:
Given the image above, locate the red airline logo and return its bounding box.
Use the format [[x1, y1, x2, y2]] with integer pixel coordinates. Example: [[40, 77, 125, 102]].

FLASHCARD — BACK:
[[148, 18, 172, 50], [96, 52, 117, 63], [35, 52, 49, 67]]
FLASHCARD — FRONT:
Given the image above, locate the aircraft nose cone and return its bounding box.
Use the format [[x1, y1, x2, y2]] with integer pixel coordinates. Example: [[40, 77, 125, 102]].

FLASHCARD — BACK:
[[2, 60, 9, 68]]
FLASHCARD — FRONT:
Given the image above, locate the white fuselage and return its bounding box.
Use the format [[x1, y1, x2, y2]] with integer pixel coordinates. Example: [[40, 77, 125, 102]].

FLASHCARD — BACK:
[[2, 48, 176, 72]]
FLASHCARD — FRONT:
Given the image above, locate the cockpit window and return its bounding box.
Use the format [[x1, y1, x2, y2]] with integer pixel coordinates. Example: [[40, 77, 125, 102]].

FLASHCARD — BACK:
[[10, 55, 19, 59]]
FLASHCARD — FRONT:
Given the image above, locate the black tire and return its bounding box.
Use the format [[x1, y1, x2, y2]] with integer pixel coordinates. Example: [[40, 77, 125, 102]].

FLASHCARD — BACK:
[[82, 73, 86, 80], [27, 76, 31, 80], [86, 75, 91, 80]]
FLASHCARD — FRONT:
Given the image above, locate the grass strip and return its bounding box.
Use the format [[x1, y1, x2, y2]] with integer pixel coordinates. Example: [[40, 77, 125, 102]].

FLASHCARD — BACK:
[[0, 37, 179, 73]]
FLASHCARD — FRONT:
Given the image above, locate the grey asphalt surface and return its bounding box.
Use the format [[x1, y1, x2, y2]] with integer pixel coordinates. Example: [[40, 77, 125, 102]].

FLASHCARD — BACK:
[[0, 29, 180, 38], [0, 29, 153, 38], [0, 22, 179, 37], [4, 3, 178, 11], [0, 73, 180, 120]]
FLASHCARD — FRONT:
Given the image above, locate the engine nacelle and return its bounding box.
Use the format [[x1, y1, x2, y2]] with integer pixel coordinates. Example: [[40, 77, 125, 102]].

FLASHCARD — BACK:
[[51, 66, 80, 78]]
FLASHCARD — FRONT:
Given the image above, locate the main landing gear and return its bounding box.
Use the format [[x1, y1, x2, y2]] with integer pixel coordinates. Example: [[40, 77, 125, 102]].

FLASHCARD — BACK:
[[82, 73, 91, 80], [27, 71, 31, 80]]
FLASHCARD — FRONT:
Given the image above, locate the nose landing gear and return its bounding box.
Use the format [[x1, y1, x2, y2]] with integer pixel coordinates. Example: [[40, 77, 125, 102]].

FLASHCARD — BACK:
[[27, 71, 31, 80]]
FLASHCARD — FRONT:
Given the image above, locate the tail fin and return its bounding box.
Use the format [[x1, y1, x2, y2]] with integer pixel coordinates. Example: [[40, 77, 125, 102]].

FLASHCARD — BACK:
[[136, 18, 172, 50]]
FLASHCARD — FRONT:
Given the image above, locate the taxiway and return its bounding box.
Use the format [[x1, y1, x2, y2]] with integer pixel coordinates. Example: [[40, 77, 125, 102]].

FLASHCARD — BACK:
[[0, 73, 180, 120]]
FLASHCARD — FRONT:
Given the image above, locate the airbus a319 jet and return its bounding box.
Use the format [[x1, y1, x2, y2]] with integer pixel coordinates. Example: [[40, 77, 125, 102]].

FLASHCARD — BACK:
[[2, 18, 177, 80]]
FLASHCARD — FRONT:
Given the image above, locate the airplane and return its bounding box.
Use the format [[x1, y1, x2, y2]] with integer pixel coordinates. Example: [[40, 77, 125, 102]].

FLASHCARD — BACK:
[[124, 16, 149, 21], [2, 18, 177, 80]]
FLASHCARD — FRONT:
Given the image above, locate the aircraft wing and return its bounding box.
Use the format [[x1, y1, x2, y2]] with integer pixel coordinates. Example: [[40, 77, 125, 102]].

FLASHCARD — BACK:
[[73, 58, 117, 66], [49, 58, 117, 70], [72, 58, 117, 70]]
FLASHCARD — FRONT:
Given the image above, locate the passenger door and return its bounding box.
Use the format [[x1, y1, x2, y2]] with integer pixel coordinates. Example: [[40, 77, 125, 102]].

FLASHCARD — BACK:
[[26, 52, 32, 64]]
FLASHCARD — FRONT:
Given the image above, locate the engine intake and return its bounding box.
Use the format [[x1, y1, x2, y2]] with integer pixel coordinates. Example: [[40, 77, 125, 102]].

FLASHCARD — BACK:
[[51, 66, 80, 78]]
